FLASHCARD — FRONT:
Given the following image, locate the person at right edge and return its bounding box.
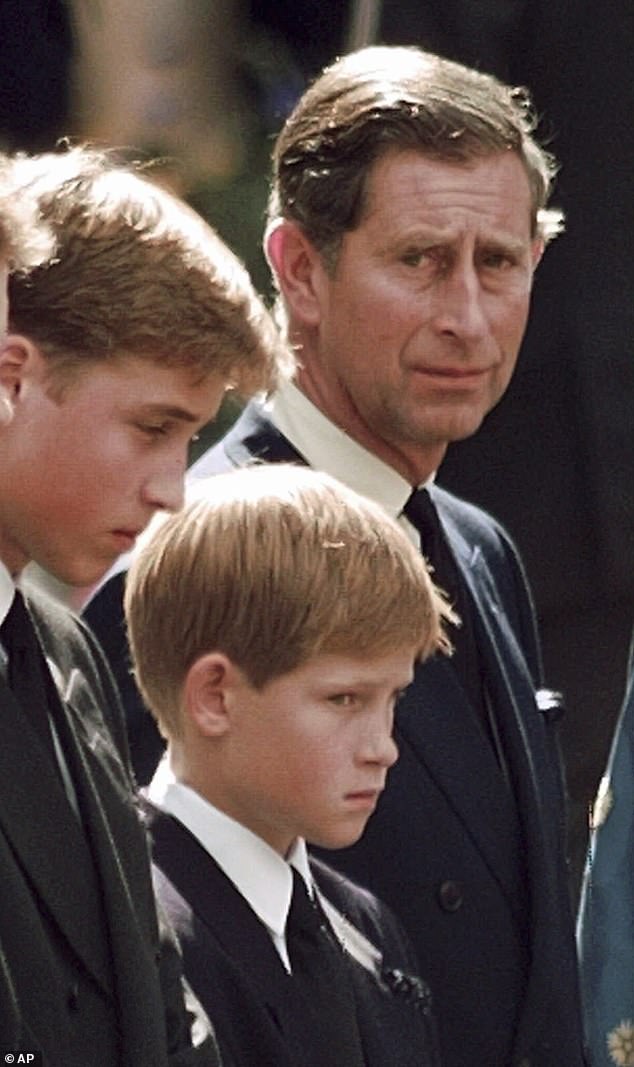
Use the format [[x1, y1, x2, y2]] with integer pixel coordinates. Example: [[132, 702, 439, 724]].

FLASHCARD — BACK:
[[86, 45, 587, 1067]]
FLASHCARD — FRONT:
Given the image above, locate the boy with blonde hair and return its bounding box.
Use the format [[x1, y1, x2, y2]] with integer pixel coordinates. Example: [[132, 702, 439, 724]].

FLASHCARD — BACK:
[[125, 463, 454, 1067], [0, 145, 286, 1063]]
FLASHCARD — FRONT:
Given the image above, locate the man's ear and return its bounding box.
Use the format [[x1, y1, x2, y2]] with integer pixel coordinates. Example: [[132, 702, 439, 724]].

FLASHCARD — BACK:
[[0, 334, 43, 399], [182, 652, 239, 738], [264, 219, 326, 328], [531, 238, 545, 272]]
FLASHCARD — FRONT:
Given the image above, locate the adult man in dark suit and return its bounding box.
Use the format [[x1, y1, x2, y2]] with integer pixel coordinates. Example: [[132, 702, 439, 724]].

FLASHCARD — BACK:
[[0, 145, 284, 1062], [87, 47, 586, 1065]]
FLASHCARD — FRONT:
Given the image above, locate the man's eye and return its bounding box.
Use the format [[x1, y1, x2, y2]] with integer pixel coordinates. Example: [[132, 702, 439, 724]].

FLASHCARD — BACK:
[[400, 249, 430, 268], [482, 252, 514, 270]]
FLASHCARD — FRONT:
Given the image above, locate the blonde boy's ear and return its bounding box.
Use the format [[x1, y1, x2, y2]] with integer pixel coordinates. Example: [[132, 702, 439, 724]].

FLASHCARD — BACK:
[[264, 219, 325, 328], [182, 652, 236, 738], [0, 335, 43, 398]]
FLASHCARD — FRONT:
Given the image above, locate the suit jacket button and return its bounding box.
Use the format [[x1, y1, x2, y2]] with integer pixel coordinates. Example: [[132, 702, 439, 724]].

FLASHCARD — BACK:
[[67, 983, 80, 1012], [437, 880, 463, 912]]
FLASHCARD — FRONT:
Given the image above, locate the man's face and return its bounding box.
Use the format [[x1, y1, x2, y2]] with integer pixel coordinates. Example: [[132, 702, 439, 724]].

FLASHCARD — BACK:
[[293, 149, 541, 481], [214, 648, 414, 856], [0, 351, 226, 583]]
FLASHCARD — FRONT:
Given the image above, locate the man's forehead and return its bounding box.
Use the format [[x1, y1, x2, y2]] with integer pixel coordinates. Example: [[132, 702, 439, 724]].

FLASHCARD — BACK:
[[360, 150, 533, 232]]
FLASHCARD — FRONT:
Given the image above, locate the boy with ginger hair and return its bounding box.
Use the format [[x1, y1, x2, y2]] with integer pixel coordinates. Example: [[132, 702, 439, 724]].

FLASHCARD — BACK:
[[125, 463, 455, 1067]]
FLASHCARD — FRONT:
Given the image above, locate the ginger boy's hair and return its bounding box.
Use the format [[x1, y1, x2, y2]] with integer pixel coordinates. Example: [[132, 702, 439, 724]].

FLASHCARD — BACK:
[[7, 145, 291, 395], [125, 464, 455, 739]]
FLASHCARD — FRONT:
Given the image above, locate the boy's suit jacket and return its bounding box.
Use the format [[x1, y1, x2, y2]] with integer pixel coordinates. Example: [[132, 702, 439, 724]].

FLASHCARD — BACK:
[[86, 400, 586, 1066], [146, 803, 440, 1067], [0, 588, 218, 1066]]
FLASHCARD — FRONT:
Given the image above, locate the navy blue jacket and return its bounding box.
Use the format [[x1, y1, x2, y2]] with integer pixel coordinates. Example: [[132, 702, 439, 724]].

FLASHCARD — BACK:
[[147, 803, 440, 1067]]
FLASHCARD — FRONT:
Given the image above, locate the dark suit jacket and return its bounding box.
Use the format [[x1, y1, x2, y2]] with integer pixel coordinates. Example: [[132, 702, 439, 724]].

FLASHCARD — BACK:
[[0, 588, 219, 1066], [86, 401, 586, 1066], [146, 803, 440, 1067]]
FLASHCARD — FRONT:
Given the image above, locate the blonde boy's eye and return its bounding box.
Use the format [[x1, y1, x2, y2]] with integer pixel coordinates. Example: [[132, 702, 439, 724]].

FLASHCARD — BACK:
[[328, 693, 356, 707]]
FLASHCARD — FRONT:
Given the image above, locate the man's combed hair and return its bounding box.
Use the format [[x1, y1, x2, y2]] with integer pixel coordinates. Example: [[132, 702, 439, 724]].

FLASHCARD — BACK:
[[268, 45, 563, 269], [125, 464, 455, 740], [7, 145, 292, 393]]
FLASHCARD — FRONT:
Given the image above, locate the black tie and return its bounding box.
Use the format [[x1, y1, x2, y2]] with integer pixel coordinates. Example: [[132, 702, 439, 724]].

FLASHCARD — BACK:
[[402, 487, 463, 612], [1, 590, 59, 765], [286, 867, 366, 1067], [402, 488, 489, 731]]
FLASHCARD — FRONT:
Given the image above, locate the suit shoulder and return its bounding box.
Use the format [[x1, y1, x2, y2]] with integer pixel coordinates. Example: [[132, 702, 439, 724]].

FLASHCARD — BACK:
[[432, 483, 511, 543]]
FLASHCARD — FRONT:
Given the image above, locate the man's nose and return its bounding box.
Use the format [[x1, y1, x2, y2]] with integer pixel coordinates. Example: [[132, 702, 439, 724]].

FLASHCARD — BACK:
[[431, 264, 488, 343]]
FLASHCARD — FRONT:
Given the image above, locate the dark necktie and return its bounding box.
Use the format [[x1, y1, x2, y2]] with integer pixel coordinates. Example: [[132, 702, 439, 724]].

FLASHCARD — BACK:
[[286, 867, 366, 1067], [1, 590, 60, 765], [402, 488, 488, 728]]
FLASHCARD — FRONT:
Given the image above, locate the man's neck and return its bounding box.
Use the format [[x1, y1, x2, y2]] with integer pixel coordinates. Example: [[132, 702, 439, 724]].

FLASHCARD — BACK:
[[294, 366, 446, 486]]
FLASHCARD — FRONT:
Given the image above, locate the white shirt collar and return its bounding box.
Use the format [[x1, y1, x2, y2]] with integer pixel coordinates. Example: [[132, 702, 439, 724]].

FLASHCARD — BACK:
[[269, 382, 436, 540], [0, 560, 15, 627], [147, 757, 313, 947], [269, 381, 415, 519]]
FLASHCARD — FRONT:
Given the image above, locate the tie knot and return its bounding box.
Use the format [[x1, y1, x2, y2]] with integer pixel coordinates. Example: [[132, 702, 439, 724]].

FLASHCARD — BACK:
[[402, 488, 444, 557], [402, 487, 438, 534]]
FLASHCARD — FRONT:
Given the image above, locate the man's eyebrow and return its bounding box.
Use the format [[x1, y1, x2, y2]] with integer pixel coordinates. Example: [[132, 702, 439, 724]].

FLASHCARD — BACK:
[[479, 235, 528, 255]]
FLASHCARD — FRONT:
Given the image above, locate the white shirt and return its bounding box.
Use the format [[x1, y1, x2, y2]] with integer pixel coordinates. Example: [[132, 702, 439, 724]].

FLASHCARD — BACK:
[[0, 560, 14, 676], [147, 758, 314, 972], [0, 558, 15, 624]]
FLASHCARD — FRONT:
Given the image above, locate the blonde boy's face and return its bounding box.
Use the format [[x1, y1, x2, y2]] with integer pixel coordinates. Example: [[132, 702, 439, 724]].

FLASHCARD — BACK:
[[0, 262, 7, 338], [212, 648, 415, 856], [0, 349, 226, 582]]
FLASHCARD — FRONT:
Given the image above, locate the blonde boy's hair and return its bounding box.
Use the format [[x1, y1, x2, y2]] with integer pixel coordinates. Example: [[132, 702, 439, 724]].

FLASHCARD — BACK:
[[7, 145, 291, 395], [0, 153, 54, 270], [125, 464, 455, 740]]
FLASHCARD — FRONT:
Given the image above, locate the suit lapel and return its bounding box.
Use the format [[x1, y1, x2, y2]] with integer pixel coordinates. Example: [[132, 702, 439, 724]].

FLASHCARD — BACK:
[[0, 674, 114, 998], [222, 404, 307, 467], [59, 691, 170, 1060], [148, 808, 296, 1015], [439, 501, 547, 838], [433, 497, 566, 1025]]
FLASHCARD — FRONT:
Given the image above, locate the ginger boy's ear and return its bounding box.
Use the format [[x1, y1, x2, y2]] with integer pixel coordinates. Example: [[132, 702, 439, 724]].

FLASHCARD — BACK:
[[264, 218, 325, 329], [182, 652, 237, 738]]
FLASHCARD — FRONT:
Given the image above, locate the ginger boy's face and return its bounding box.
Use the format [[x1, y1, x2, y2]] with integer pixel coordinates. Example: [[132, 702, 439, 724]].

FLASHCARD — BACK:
[[209, 648, 415, 856], [0, 347, 226, 583]]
